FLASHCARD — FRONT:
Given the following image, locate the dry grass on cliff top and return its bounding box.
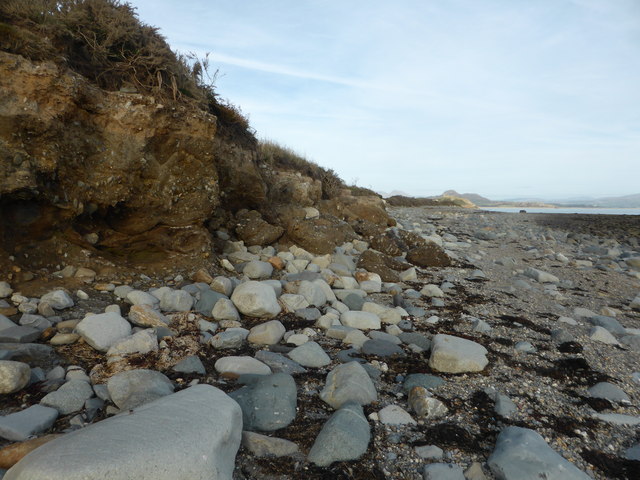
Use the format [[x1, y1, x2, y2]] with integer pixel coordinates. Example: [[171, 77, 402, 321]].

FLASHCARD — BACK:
[[0, 0, 254, 144], [258, 140, 345, 199]]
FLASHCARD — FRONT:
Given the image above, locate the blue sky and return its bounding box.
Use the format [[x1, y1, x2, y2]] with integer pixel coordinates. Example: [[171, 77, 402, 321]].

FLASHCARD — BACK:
[[129, 0, 640, 199]]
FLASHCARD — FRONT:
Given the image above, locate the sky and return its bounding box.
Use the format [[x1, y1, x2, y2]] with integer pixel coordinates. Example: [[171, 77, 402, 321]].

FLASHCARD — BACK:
[[128, 0, 640, 200]]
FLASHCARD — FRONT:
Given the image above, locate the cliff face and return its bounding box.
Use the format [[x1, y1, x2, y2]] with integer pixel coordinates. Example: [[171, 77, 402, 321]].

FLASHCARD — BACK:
[[0, 50, 221, 244], [0, 50, 392, 274]]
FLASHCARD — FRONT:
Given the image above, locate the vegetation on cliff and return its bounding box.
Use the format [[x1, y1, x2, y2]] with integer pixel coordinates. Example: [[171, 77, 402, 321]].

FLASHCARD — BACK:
[[0, 0, 253, 144]]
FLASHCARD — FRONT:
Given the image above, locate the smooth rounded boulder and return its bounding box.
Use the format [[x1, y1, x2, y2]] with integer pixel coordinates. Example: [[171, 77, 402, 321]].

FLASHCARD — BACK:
[[4, 385, 242, 480], [230, 281, 281, 318], [428, 334, 488, 373], [487, 426, 590, 480]]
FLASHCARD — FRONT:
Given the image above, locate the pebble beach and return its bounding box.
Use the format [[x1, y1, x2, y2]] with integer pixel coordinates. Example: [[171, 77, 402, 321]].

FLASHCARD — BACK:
[[1, 206, 639, 479]]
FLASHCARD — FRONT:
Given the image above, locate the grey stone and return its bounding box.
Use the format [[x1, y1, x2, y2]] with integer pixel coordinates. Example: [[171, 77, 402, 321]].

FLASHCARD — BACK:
[[0, 282, 12, 298], [194, 290, 226, 317], [369, 331, 401, 344], [243, 261, 274, 279], [515, 341, 536, 353], [573, 307, 597, 318], [39, 290, 74, 310], [107, 329, 158, 358], [75, 312, 132, 352], [287, 341, 330, 367], [231, 281, 281, 318], [107, 369, 174, 410], [210, 328, 249, 349], [307, 403, 370, 467], [464, 462, 488, 480], [294, 308, 321, 321], [550, 329, 574, 344], [0, 405, 58, 441], [587, 315, 626, 334], [320, 361, 377, 409], [415, 445, 443, 459], [487, 426, 590, 480], [342, 293, 365, 311], [621, 335, 640, 351], [247, 320, 286, 345], [113, 285, 134, 299], [211, 298, 240, 322], [241, 431, 299, 457], [398, 332, 431, 350], [0, 315, 15, 332], [471, 318, 492, 333], [593, 413, 640, 425], [485, 388, 518, 417], [211, 276, 233, 296], [5, 385, 241, 480], [279, 294, 309, 312], [362, 339, 405, 357], [154, 288, 193, 312], [335, 348, 364, 364], [172, 355, 206, 375], [624, 443, 640, 461], [340, 311, 380, 330], [378, 404, 416, 425], [0, 360, 30, 394], [523, 267, 559, 283], [214, 356, 271, 377], [403, 374, 445, 393], [587, 382, 630, 403], [408, 387, 448, 419], [0, 343, 57, 368], [0, 326, 41, 343], [254, 350, 306, 375], [126, 290, 159, 307], [589, 326, 619, 345], [422, 463, 465, 480], [229, 373, 297, 431], [40, 380, 94, 415], [18, 314, 51, 331], [429, 334, 488, 373], [297, 281, 326, 307], [127, 305, 168, 328]]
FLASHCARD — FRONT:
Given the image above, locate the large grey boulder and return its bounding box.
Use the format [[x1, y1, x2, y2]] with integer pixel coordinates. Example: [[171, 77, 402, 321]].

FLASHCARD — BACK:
[[287, 341, 331, 367], [247, 320, 285, 345], [5, 385, 242, 480], [195, 290, 227, 317], [107, 369, 174, 410], [340, 311, 381, 330], [75, 312, 132, 352], [230, 281, 281, 318], [39, 290, 74, 310], [0, 405, 58, 441], [40, 380, 94, 415], [229, 373, 297, 431], [320, 361, 377, 409], [487, 426, 590, 480], [307, 403, 370, 467], [422, 463, 465, 480], [428, 334, 488, 373]]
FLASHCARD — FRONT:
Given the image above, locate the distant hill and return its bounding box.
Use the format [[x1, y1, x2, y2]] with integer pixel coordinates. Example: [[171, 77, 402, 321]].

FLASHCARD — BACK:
[[442, 190, 495, 207], [558, 193, 640, 208]]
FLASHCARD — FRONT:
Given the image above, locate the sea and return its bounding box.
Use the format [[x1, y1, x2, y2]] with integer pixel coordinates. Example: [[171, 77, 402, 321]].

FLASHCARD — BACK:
[[481, 207, 640, 216]]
